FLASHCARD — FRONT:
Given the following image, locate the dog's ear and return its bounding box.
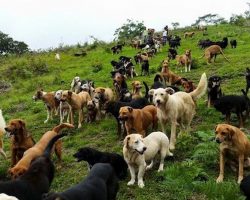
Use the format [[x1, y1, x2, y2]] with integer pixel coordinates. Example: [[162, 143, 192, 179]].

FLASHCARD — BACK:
[[18, 120, 26, 129], [165, 87, 175, 95], [131, 81, 135, 86], [148, 89, 154, 96], [124, 136, 130, 147], [100, 88, 105, 93], [226, 126, 235, 140], [214, 124, 218, 131], [68, 91, 73, 97], [128, 107, 133, 112]]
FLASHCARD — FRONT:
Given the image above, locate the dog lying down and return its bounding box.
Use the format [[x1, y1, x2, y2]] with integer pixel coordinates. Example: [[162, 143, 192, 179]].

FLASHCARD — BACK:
[[43, 163, 119, 200], [73, 147, 128, 180], [0, 133, 67, 200], [123, 132, 173, 188]]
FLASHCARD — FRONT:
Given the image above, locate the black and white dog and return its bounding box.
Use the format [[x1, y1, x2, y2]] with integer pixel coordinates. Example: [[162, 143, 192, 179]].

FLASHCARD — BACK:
[[207, 75, 223, 107]]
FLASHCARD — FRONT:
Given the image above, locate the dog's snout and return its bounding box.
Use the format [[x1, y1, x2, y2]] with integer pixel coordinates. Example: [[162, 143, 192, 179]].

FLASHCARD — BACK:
[[215, 138, 221, 143], [156, 99, 160, 103], [4, 127, 9, 132], [143, 147, 147, 152]]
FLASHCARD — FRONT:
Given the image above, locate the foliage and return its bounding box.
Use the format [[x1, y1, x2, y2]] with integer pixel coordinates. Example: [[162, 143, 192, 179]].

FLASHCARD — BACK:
[[192, 14, 227, 26], [172, 22, 180, 30], [230, 14, 246, 26]]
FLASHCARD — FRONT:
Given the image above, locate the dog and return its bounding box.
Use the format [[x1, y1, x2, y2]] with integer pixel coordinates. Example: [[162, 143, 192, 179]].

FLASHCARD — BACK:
[[60, 91, 91, 128], [149, 73, 207, 150], [104, 98, 148, 138], [176, 49, 192, 72], [8, 123, 74, 179], [73, 147, 128, 179], [123, 132, 173, 188], [118, 105, 157, 137], [113, 72, 127, 100], [111, 44, 123, 54], [80, 81, 95, 98], [94, 87, 114, 104], [131, 81, 143, 99], [245, 67, 250, 94], [119, 88, 132, 102], [230, 39, 237, 48], [201, 45, 230, 64], [42, 163, 119, 200], [32, 89, 60, 123], [215, 124, 250, 184], [184, 32, 195, 38], [86, 100, 98, 123], [0, 109, 7, 159], [55, 53, 60, 61], [70, 76, 82, 93], [55, 90, 71, 123], [160, 59, 182, 85], [240, 175, 250, 199], [5, 119, 35, 167], [0, 193, 19, 200], [141, 60, 149, 76], [214, 89, 250, 128], [168, 48, 178, 60], [0, 133, 66, 200], [207, 75, 223, 107]]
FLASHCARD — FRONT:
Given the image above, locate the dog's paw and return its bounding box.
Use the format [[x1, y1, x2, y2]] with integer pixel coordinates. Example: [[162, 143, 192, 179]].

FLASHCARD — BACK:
[[238, 176, 243, 184], [127, 180, 135, 186], [169, 143, 175, 150], [78, 124, 82, 129], [44, 119, 48, 123], [216, 175, 224, 183], [138, 180, 145, 188]]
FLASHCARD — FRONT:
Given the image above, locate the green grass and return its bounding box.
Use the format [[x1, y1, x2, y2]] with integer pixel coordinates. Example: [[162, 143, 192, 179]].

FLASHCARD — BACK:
[[0, 23, 250, 199]]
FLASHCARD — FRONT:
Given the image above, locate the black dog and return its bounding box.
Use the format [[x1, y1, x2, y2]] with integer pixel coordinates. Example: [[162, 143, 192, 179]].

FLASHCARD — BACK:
[[168, 48, 178, 60], [0, 133, 66, 200], [111, 44, 123, 54], [119, 88, 132, 102], [230, 39, 237, 48], [246, 67, 250, 94], [168, 35, 181, 49], [207, 75, 223, 107], [73, 147, 127, 180], [141, 60, 149, 76], [240, 175, 250, 200], [43, 163, 119, 200], [214, 89, 250, 128]]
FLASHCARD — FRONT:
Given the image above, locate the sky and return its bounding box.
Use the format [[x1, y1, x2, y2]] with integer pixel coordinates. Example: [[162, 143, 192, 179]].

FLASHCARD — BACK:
[[0, 0, 248, 50]]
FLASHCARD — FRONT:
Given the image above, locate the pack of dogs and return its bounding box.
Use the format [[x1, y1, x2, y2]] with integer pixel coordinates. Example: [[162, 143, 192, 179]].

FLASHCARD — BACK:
[[1, 28, 250, 200]]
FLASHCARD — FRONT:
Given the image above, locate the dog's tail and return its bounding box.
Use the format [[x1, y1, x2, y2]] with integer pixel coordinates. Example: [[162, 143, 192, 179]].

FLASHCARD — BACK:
[[143, 81, 149, 99], [53, 123, 74, 133], [219, 48, 230, 62], [43, 133, 67, 157], [190, 73, 208, 101], [199, 53, 205, 59]]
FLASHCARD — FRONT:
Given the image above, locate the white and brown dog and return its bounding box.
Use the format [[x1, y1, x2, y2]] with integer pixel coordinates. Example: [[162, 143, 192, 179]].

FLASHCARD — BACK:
[[0, 109, 7, 159], [55, 90, 72, 123], [123, 132, 172, 188], [70, 76, 82, 94], [176, 49, 192, 72]]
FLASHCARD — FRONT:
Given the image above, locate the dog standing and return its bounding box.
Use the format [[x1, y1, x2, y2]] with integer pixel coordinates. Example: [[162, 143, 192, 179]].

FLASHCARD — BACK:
[[0, 109, 7, 159], [141, 60, 149, 76], [184, 32, 195, 38], [207, 75, 223, 107], [55, 90, 72, 123], [87, 100, 98, 123], [176, 49, 192, 72], [201, 45, 230, 64], [123, 132, 172, 188], [215, 124, 250, 184]]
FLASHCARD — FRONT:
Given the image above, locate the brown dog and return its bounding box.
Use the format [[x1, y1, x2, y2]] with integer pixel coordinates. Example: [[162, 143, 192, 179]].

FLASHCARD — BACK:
[[94, 87, 114, 103], [176, 49, 192, 72], [161, 59, 182, 85], [118, 105, 158, 137], [184, 32, 195, 38], [5, 119, 35, 167], [131, 81, 143, 99], [201, 45, 230, 64], [215, 124, 250, 184], [87, 100, 98, 122], [32, 89, 60, 123], [8, 123, 74, 179], [60, 91, 91, 128]]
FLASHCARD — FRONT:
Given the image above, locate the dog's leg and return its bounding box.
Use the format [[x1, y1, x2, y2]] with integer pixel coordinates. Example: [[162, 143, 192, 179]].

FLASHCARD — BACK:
[[238, 154, 244, 184], [146, 160, 154, 171], [185, 64, 187, 73], [225, 113, 231, 124], [127, 164, 136, 186], [0, 148, 7, 159], [138, 163, 146, 188], [216, 151, 225, 183], [188, 63, 191, 72], [207, 96, 211, 108], [60, 103, 63, 123], [169, 122, 177, 150], [78, 110, 83, 128], [238, 113, 244, 128], [44, 109, 50, 123], [11, 150, 17, 167]]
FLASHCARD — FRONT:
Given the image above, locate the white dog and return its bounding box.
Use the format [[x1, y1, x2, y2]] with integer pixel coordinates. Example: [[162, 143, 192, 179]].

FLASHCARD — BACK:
[[70, 76, 82, 93], [55, 90, 72, 123], [123, 132, 173, 188], [55, 53, 60, 61], [0, 109, 7, 159], [149, 73, 207, 150], [0, 193, 19, 200]]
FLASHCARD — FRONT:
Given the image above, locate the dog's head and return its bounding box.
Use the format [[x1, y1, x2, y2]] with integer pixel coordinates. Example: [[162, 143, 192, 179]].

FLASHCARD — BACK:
[[32, 89, 44, 101], [149, 88, 172, 108], [215, 124, 236, 144], [60, 90, 73, 102], [132, 81, 142, 91], [87, 100, 96, 110], [123, 134, 147, 154], [8, 166, 28, 179], [93, 87, 106, 100], [73, 147, 97, 162], [185, 49, 191, 56], [119, 106, 133, 121], [208, 76, 222, 88], [113, 73, 125, 87], [55, 90, 63, 100], [70, 76, 81, 89], [5, 119, 26, 137], [162, 59, 169, 68], [181, 79, 195, 93]]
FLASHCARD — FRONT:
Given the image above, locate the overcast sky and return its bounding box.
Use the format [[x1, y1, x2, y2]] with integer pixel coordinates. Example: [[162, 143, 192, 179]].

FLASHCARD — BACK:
[[0, 0, 248, 50]]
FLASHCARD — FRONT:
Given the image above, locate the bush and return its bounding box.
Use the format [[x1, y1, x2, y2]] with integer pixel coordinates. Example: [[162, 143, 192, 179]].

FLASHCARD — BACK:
[[28, 57, 49, 75], [0, 80, 12, 93], [91, 62, 103, 73]]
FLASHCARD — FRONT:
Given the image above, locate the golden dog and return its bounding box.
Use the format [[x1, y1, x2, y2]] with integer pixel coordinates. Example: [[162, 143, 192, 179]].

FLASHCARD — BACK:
[[184, 32, 195, 38], [94, 87, 114, 103], [161, 59, 182, 85], [131, 81, 142, 99], [215, 124, 250, 184], [201, 45, 229, 64], [8, 123, 74, 179], [176, 49, 192, 72], [119, 105, 158, 137]]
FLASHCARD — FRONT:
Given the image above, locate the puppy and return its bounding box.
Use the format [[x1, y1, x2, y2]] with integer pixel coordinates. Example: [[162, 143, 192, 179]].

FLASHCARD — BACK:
[[60, 91, 91, 128], [55, 90, 71, 123], [8, 123, 74, 179], [73, 147, 128, 179], [176, 49, 192, 72], [5, 119, 35, 167], [0, 133, 66, 200], [32, 89, 60, 123], [201, 45, 230, 64], [184, 32, 195, 38], [141, 60, 149, 76], [214, 89, 250, 128], [207, 75, 223, 107], [86, 100, 98, 123], [42, 163, 119, 200], [0, 109, 7, 159], [123, 132, 173, 188], [119, 105, 157, 137], [131, 81, 143, 99], [149, 73, 207, 150], [215, 124, 250, 183]]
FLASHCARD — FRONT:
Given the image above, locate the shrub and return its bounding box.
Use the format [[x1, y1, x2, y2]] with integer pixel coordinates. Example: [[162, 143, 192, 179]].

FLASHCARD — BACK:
[[28, 57, 49, 75], [91, 62, 103, 73]]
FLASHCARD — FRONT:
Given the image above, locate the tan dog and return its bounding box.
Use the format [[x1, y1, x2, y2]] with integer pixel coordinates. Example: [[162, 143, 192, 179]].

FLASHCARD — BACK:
[[5, 119, 35, 167], [160, 59, 182, 85], [94, 87, 114, 103], [131, 81, 142, 99], [8, 123, 74, 179], [32, 89, 60, 123], [119, 105, 158, 137], [176, 49, 192, 72], [201, 45, 230, 64], [184, 32, 195, 38], [215, 124, 250, 184], [60, 91, 91, 128], [0, 109, 7, 159]]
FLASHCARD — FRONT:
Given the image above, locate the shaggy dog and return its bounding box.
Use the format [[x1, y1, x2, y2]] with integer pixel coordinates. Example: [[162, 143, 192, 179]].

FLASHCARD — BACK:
[[176, 49, 192, 72], [73, 147, 128, 179], [123, 132, 172, 188], [149, 73, 207, 150], [201, 45, 229, 64], [214, 89, 250, 128], [0, 193, 19, 200], [207, 75, 223, 107], [8, 123, 73, 179], [0, 109, 7, 159], [215, 124, 250, 183], [42, 163, 119, 200], [0, 133, 66, 200], [5, 119, 35, 166]]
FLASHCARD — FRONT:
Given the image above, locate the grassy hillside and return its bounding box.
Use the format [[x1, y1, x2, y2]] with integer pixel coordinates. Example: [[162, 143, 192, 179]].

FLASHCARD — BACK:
[[0, 24, 250, 199]]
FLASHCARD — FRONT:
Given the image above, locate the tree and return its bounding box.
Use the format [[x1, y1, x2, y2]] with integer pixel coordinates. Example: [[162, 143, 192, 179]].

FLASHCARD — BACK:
[[192, 14, 226, 26], [171, 22, 180, 30], [114, 19, 145, 41]]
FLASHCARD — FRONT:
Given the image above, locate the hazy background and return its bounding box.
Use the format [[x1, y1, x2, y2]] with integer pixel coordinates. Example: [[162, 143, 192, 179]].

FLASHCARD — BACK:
[[0, 0, 248, 50]]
